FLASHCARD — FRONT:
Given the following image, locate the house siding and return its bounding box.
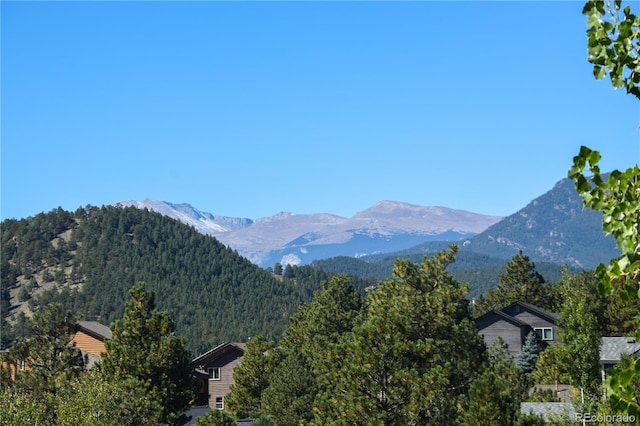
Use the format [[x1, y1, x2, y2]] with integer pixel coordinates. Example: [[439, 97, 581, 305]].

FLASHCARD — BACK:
[[207, 348, 243, 409], [193, 345, 245, 410], [476, 313, 526, 358], [503, 305, 557, 346], [71, 330, 107, 357], [476, 302, 558, 359]]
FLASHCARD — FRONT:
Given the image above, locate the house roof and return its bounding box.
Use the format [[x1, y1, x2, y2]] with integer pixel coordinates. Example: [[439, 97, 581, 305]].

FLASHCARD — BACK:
[[505, 301, 558, 323], [520, 402, 576, 422], [192, 342, 246, 365], [77, 321, 112, 340], [600, 337, 640, 364], [475, 309, 530, 328]]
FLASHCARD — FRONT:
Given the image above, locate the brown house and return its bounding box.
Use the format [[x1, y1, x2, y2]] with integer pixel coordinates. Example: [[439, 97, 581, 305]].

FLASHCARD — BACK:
[[70, 320, 112, 368], [476, 301, 558, 359], [1, 320, 112, 380], [192, 342, 246, 410]]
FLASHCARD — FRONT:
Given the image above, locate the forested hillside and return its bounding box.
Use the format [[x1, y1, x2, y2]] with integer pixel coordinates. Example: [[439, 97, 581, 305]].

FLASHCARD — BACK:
[[313, 248, 574, 299], [1, 206, 371, 354]]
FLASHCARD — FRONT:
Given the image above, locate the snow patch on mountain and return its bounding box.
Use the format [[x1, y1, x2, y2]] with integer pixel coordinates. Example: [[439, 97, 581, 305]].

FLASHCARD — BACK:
[[115, 199, 252, 234], [115, 199, 503, 266]]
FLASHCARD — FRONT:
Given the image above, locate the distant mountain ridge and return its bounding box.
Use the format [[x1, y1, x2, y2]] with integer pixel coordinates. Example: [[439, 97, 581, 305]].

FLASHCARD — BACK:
[[461, 177, 619, 268], [117, 177, 621, 270], [115, 199, 503, 267], [116, 199, 253, 234]]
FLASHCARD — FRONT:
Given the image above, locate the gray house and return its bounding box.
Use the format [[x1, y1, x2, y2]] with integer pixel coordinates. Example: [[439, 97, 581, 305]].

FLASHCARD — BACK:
[[476, 301, 558, 358], [600, 336, 640, 381]]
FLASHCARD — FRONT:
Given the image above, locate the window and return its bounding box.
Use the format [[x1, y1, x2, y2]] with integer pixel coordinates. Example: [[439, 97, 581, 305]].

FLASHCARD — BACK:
[[17, 360, 24, 371], [208, 367, 221, 380], [215, 397, 224, 410], [534, 327, 553, 341]]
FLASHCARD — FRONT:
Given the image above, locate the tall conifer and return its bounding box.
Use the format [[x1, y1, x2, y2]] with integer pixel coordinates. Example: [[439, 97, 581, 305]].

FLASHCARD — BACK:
[[99, 282, 194, 425]]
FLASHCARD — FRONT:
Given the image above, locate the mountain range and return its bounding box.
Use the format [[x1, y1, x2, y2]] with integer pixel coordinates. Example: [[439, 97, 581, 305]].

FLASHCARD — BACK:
[[116, 200, 503, 267], [1, 176, 623, 353], [118, 177, 620, 270]]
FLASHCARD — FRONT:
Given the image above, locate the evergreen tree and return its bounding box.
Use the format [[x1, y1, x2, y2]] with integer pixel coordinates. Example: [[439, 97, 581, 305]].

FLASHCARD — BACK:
[[283, 264, 295, 279], [226, 336, 275, 418], [280, 274, 362, 376], [260, 349, 315, 425], [9, 303, 86, 424], [475, 251, 553, 315], [516, 331, 540, 376], [260, 275, 363, 424], [273, 263, 283, 276], [463, 339, 531, 426], [314, 245, 485, 425], [98, 282, 194, 425]]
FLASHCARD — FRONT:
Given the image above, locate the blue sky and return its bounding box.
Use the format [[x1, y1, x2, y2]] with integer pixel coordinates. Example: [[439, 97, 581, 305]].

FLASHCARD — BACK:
[[2, 1, 638, 221]]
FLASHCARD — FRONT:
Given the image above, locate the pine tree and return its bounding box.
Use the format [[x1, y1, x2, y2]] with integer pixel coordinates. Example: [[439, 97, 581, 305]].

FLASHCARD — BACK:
[[314, 245, 486, 425], [516, 331, 540, 376], [260, 275, 362, 424], [9, 303, 86, 424], [226, 336, 275, 418], [475, 251, 553, 315], [463, 339, 531, 426], [260, 349, 315, 425], [98, 282, 194, 425]]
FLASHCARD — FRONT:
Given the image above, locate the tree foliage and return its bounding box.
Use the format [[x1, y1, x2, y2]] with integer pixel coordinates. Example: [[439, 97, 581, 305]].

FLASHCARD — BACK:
[[462, 339, 531, 426], [98, 282, 194, 425], [0, 388, 51, 426], [194, 409, 236, 426], [556, 271, 602, 401], [314, 245, 486, 425], [225, 336, 275, 419], [516, 332, 540, 376], [584, 0, 640, 98], [569, 148, 639, 413], [259, 275, 363, 424], [56, 373, 165, 426], [571, 5, 640, 409], [532, 344, 571, 388], [7, 303, 86, 424], [474, 250, 554, 315]]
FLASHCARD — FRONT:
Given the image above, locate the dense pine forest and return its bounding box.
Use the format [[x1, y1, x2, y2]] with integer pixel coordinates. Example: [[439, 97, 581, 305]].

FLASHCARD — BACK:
[[312, 249, 576, 299], [0, 206, 373, 355]]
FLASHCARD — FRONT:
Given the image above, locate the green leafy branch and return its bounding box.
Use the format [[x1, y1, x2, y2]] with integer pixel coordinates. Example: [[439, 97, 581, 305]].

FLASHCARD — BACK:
[[568, 145, 640, 415], [568, 146, 639, 298], [584, 0, 640, 99]]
